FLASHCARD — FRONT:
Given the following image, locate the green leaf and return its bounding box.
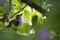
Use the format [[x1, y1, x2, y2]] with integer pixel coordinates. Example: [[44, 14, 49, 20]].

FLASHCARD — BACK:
[[32, 15, 38, 26], [17, 23, 31, 34], [23, 10, 31, 21]]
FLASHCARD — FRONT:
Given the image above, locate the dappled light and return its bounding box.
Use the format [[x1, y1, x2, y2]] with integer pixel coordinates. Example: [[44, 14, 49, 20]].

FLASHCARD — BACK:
[[0, 0, 60, 40]]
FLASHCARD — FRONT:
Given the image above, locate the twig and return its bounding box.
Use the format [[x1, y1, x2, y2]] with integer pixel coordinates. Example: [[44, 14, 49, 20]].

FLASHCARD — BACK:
[[0, 0, 12, 22], [21, 0, 46, 16], [4, 0, 11, 15], [10, 4, 27, 18]]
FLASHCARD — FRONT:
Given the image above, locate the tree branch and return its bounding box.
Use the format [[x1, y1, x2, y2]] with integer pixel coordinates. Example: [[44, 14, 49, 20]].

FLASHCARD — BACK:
[[0, 0, 12, 22], [10, 4, 27, 18], [4, 0, 11, 15], [21, 0, 46, 16]]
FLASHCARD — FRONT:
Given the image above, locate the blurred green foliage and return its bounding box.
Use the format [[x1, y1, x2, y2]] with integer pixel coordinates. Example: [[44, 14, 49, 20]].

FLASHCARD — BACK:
[[0, 0, 60, 40]]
